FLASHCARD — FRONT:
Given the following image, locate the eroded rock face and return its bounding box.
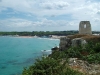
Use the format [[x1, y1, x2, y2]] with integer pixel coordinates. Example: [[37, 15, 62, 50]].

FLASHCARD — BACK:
[[68, 58, 100, 75], [59, 37, 87, 50], [59, 37, 71, 50], [71, 38, 87, 47]]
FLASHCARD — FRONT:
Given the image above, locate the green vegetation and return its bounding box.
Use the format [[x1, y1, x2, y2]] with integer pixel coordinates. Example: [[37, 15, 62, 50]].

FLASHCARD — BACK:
[[22, 57, 83, 75], [22, 41, 100, 75], [0, 31, 99, 36], [22, 34, 100, 75], [0, 31, 78, 36]]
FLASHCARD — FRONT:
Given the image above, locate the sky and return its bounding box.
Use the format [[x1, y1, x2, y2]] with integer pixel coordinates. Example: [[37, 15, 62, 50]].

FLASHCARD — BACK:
[[0, 0, 100, 31]]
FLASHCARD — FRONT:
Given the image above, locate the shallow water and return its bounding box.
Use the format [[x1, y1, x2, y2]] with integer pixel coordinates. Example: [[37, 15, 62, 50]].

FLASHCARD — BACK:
[[0, 36, 60, 75]]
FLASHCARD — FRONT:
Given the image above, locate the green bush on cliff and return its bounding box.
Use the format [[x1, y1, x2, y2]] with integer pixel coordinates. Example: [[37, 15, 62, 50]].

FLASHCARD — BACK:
[[83, 53, 100, 64], [49, 51, 67, 59], [22, 57, 62, 75], [22, 42, 100, 75], [22, 57, 83, 75], [64, 46, 82, 58], [65, 42, 100, 64]]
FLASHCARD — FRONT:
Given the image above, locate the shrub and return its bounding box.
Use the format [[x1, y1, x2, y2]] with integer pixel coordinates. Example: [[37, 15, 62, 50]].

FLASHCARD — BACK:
[[49, 51, 67, 59], [83, 53, 100, 64], [22, 40, 100, 75], [93, 43, 100, 52], [22, 57, 83, 75], [64, 47, 82, 58], [22, 57, 63, 75]]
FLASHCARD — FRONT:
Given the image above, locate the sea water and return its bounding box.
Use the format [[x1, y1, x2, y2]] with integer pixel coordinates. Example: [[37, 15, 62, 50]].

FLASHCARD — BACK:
[[0, 36, 60, 75]]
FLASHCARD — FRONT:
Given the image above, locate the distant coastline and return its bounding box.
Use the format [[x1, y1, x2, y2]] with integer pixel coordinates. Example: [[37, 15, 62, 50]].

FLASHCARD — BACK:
[[0, 35, 65, 39], [13, 35, 38, 38], [15, 35, 63, 39]]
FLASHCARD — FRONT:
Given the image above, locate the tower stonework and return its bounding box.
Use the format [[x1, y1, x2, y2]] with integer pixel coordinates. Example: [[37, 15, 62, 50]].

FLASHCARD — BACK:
[[79, 21, 92, 35]]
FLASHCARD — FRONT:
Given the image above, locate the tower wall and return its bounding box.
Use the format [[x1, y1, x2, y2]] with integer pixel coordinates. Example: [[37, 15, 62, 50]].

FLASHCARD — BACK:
[[79, 21, 92, 34]]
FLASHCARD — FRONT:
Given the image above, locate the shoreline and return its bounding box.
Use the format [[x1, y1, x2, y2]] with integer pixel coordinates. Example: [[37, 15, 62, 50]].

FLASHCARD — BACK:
[[0, 35, 62, 39]]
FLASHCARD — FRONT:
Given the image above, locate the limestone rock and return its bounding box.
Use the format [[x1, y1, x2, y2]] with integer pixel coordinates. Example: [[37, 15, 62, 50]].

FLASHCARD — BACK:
[[68, 58, 100, 75], [71, 38, 87, 47], [59, 37, 87, 50], [59, 37, 71, 50]]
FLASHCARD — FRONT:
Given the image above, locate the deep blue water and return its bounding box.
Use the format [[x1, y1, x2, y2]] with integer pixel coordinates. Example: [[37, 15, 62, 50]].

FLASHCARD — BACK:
[[0, 36, 60, 75]]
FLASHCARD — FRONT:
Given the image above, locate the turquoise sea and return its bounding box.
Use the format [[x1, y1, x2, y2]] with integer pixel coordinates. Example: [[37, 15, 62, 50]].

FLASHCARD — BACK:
[[0, 36, 60, 75]]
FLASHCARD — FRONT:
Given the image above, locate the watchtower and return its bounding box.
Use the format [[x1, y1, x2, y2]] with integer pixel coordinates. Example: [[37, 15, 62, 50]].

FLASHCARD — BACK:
[[79, 21, 92, 35]]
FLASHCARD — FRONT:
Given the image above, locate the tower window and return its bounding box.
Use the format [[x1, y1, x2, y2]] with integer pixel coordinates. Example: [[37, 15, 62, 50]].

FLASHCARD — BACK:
[[84, 24, 86, 28]]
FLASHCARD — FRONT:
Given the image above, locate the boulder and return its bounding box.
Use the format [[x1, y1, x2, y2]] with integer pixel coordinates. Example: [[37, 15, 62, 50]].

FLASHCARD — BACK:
[[71, 38, 87, 47], [51, 46, 59, 51], [59, 37, 71, 50]]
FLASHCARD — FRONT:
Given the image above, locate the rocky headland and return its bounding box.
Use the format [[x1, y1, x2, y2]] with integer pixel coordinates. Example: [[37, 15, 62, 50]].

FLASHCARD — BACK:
[[57, 34, 100, 75]]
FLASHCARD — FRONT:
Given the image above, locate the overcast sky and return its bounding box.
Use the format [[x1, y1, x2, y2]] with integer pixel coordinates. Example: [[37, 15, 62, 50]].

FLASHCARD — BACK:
[[0, 0, 100, 31]]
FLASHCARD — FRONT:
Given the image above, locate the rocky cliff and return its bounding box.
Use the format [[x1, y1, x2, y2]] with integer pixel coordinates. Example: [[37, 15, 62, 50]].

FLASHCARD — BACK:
[[59, 34, 100, 51], [59, 34, 100, 75]]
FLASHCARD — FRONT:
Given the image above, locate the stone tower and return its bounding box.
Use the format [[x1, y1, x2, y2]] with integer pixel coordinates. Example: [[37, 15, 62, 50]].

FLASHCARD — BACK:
[[79, 21, 92, 34]]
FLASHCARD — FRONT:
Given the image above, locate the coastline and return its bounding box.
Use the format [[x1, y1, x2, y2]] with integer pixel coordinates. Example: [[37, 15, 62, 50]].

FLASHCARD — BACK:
[[14, 35, 62, 39], [13, 36, 34, 38], [0, 35, 63, 39], [14, 35, 66, 39], [0, 35, 61, 42]]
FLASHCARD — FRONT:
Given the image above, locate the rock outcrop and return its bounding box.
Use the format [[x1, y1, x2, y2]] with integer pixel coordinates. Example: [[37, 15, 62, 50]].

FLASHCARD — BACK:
[[59, 37, 71, 50], [68, 58, 100, 75], [59, 37, 87, 50], [59, 34, 100, 50], [71, 38, 87, 47]]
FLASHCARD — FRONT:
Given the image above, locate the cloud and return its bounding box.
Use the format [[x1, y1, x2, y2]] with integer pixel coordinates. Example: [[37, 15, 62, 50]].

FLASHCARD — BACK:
[[94, 18, 100, 22], [90, 0, 100, 2], [40, 1, 69, 10], [97, 10, 100, 15], [0, 0, 100, 31], [34, 18, 70, 27], [0, 0, 70, 16], [0, 18, 69, 27], [0, 0, 32, 13], [0, 18, 32, 28]]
